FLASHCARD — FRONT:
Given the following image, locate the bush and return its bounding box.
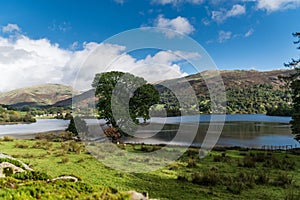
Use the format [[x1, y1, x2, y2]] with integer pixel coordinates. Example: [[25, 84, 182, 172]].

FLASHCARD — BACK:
[[14, 143, 29, 149], [104, 127, 121, 142], [1, 136, 14, 142], [186, 149, 198, 158], [32, 139, 52, 150], [263, 156, 296, 170], [12, 171, 50, 180], [227, 182, 244, 195], [255, 170, 269, 185], [192, 171, 220, 186], [141, 145, 154, 152], [3, 167, 14, 176], [177, 174, 189, 182], [187, 158, 197, 168], [0, 158, 25, 169], [61, 141, 84, 154], [242, 156, 256, 168], [213, 153, 230, 163], [272, 173, 293, 187], [237, 172, 255, 188], [61, 157, 69, 164]]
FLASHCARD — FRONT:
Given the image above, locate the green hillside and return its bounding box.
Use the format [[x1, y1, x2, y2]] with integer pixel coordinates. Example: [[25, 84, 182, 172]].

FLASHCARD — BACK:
[[155, 69, 293, 115], [0, 84, 77, 107]]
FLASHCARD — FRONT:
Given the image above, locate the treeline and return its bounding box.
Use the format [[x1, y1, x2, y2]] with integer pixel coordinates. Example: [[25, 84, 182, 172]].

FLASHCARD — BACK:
[[1, 104, 72, 119], [0, 106, 36, 123], [153, 84, 292, 116]]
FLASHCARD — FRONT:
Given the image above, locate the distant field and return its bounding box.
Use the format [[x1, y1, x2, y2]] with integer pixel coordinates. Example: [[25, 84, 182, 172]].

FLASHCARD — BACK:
[[0, 136, 300, 199]]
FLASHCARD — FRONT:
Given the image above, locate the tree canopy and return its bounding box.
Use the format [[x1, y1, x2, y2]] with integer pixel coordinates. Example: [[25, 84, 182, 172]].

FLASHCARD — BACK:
[[66, 116, 88, 137], [283, 33, 300, 141], [92, 71, 159, 135]]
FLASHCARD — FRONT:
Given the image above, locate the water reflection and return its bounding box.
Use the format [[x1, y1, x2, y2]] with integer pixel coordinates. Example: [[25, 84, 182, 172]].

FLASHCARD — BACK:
[[129, 115, 298, 148]]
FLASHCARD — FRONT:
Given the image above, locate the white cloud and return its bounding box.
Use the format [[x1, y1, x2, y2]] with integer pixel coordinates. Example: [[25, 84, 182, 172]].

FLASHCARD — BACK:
[[256, 0, 300, 12], [245, 28, 254, 37], [1, 24, 21, 33], [151, 0, 204, 6], [68, 45, 200, 91], [212, 4, 246, 23], [227, 4, 246, 17], [0, 34, 71, 92], [218, 31, 232, 43], [154, 15, 195, 38], [0, 25, 199, 92]]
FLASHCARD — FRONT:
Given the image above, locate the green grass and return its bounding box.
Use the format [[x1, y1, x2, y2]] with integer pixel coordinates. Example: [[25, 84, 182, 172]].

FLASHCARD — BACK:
[[1, 138, 300, 199]]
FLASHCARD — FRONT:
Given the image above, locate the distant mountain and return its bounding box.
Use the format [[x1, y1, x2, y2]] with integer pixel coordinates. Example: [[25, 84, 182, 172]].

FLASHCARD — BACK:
[[0, 70, 293, 114], [156, 69, 292, 96], [0, 84, 77, 107], [54, 89, 96, 107], [155, 69, 293, 114]]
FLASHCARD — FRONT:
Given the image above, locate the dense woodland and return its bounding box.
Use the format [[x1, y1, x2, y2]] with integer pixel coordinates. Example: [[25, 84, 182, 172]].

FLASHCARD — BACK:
[[0, 106, 36, 123], [153, 83, 292, 116]]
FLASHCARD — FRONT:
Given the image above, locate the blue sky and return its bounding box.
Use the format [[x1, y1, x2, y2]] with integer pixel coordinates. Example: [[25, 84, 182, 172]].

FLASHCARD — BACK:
[[0, 0, 300, 91]]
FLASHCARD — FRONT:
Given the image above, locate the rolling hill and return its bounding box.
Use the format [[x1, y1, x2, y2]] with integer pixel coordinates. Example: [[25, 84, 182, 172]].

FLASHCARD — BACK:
[[0, 70, 293, 115], [155, 69, 293, 114], [0, 84, 77, 107]]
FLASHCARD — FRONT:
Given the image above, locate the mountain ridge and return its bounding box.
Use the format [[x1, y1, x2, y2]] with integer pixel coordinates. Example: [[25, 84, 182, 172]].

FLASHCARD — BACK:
[[0, 69, 293, 109], [0, 84, 77, 107]]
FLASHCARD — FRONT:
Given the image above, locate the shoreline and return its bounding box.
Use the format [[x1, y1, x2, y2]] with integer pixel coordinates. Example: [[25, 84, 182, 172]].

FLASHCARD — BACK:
[[3, 133, 298, 151]]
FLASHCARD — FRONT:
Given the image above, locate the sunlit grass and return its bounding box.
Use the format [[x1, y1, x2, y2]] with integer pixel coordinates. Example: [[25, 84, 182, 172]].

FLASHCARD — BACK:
[[1, 138, 300, 199]]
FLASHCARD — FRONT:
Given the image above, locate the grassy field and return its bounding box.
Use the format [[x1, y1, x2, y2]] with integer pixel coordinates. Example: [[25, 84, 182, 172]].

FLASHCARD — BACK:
[[0, 135, 300, 199]]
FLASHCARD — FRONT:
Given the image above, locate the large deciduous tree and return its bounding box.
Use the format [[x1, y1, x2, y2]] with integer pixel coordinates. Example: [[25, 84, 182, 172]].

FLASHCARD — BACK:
[[92, 71, 159, 135], [284, 33, 300, 141]]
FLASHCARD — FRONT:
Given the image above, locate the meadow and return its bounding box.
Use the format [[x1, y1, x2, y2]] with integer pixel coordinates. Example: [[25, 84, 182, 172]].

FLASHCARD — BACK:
[[0, 134, 300, 199]]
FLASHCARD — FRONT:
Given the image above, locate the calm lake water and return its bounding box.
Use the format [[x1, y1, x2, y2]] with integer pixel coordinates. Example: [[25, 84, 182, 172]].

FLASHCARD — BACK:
[[128, 114, 297, 148], [0, 119, 69, 136], [0, 115, 297, 148]]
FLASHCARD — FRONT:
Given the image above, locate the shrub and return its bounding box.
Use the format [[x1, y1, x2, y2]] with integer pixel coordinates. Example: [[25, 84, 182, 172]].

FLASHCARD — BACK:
[[141, 145, 154, 152], [285, 186, 300, 200], [1, 136, 14, 142], [168, 162, 180, 170], [12, 171, 50, 180], [104, 127, 121, 142], [255, 170, 269, 185], [32, 139, 52, 150], [186, 149, 198, 158], [61, 141, 84, 154], [61, 157, 69, 164], [213, 155, 223, 162], [177, 174, 189, 182], [273, 173, 293, 187], [192, 171, 220, 186], [227, 182, 244, 195], [213, 154, 230, 163], [3, 167, 14, 176], [242, 156, 256, 168], [263, 156, 296, 170], [14, 143, 29, 149], [0, 158, 25, 169], [187, 158, 196, 168], [237, 172, 255, 188]]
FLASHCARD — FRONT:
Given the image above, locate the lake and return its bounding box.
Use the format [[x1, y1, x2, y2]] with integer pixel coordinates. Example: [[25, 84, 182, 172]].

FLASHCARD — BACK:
[[127, 114, 298, 148], [0, 115, 298, 148], [0, 119, 70, 137]]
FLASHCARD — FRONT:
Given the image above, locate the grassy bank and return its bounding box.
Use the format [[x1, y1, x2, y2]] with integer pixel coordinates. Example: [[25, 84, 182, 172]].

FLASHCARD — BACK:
[[0, 136, 300, 199]]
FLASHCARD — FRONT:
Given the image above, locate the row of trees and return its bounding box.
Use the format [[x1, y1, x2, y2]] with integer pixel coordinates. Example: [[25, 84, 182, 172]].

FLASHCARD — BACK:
[[0, 106, 36, 123], [283, 33, 300, 141]]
